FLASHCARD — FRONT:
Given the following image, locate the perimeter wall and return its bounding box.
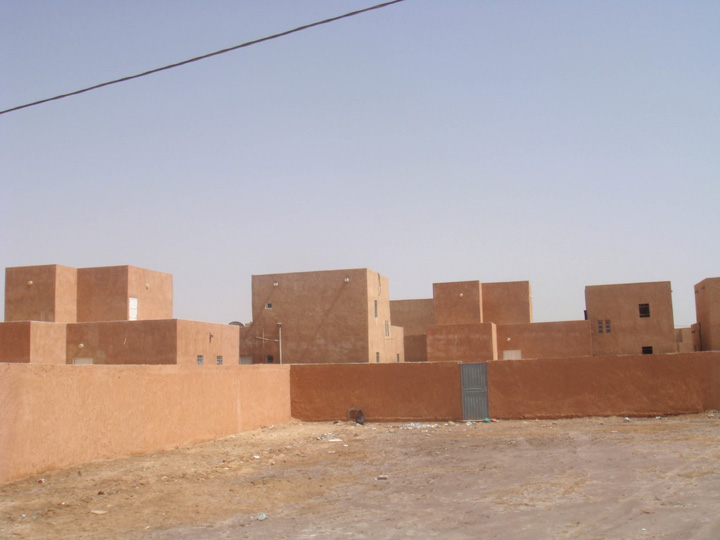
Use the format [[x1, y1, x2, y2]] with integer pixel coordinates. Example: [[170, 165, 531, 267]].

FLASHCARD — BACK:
[[0, 364, 290, 484], [290, 353, 720, 422], [291, 363, 463, 422], [488, 353, 720, 419]]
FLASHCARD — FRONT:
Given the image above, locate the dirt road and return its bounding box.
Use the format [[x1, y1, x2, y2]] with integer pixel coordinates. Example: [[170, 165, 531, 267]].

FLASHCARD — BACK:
[[2, 414, 719, 539]]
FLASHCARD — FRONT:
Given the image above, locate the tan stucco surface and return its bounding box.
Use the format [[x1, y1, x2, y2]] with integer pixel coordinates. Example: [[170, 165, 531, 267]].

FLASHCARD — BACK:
[[496, 320, 592, 360], [0, 364, 291, 484], [433, 281, 483, 325], [426, 322, 497, 362], [488, 353, 720, 419], [290, 362, 463, 422], [482, 281, 532, 324], [585, 281, 676, 355], [695, 277, 720, 351]]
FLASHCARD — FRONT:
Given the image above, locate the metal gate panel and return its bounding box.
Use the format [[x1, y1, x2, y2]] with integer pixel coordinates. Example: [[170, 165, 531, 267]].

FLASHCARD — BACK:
[[461, 363, 489, 420]]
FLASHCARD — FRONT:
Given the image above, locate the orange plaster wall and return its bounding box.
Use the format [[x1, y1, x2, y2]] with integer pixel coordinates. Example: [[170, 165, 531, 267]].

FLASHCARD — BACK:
[[249, 269, 370, 364], [488, 353, 720, 419], [390, 299, 434, 336], [0, 322, 31, 362], [290, 363, 463, 422], [128, 267, 173, 320], [496, 321, 592, 360], [66, 320, 178, 364], [586, 281, 676, 356], [403, 334, 428, 362], [176, 320, 240, 366], [28, 322, 67, 364], [4, 265, 77, 323], [0, 364, 291, 484], [238, 365, 292, 431], [426, 323, 497, 362], [433, 281, 482, 325], [482, 281, 532, 324], [695, 278, 720, 351], [77, 266, 129, 322]]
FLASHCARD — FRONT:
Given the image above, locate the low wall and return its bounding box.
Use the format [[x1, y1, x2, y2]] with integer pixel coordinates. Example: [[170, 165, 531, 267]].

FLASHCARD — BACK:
[[290, 363, 462, 422], [0, 364, 290, 484], [488, 353, 720, 419]]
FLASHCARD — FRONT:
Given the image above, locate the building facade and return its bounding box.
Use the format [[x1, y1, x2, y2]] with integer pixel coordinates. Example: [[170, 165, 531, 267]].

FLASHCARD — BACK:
[[239, 268, 404, 364]]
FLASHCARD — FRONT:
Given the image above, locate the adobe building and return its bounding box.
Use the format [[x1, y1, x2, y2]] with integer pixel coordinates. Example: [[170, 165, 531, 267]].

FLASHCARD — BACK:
[[5, 264, 173, 323], [238, 268, 404, 364], [392, 279, 591, 363], [584, 282, 676, 356], [1, 264, 238, 365], [695, 277, 720, 351]]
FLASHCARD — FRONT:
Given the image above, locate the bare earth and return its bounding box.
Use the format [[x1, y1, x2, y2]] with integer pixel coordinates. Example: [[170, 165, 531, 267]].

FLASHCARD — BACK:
[[2, 414, 719, 540]]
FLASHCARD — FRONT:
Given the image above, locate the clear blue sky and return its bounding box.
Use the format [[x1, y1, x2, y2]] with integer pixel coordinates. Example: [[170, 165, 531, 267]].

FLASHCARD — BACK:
[[1, 1, 718, 327]]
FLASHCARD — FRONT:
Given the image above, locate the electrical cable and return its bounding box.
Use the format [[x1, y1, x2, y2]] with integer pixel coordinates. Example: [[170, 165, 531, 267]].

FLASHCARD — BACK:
[[0, 0, 407, 116]]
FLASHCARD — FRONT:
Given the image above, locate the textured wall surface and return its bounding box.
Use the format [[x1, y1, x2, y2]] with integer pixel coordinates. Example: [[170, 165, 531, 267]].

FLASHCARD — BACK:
[[488, 353, 720, 419], [0, 364, 290, 484], [290, 362, 463, 422]]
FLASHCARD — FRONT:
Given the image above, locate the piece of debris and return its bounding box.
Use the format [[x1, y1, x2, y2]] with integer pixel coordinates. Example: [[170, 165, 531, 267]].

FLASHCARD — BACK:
[[90, 510, 108, 515], [257, 513, 267, 521], [37, 478, 45, 484], [327, 438, 343, 442], [348, 407, 365, 425], [97, 490, 105, 495], [624, 417, 631, 422], [252, 455, 260, 459], [376, 475, 389, 481]]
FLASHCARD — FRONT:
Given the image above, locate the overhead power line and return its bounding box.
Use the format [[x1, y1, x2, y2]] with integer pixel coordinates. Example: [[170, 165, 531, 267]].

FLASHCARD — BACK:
[[0, 0, 407, 116]]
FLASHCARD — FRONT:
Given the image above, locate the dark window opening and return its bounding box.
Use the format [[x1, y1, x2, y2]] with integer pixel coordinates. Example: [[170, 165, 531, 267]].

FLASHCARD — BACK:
[[197, 355, 204, 366], [605, 320, 611, 333], [396, 353, 400, 363], [265, 303, 272, 309], [266, 355, 274, 363], [597, 320, 603, 334], [216, 356, 223, 365], [639, 304, 650, 318], [375, 352, 380, 363], [642, 346, 653, 355]]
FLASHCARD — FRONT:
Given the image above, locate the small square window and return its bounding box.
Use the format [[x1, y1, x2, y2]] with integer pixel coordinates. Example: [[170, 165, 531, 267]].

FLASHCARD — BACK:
[[597, 320, 603, 334], [385, 320, 390, 337], [396, 353, 400, 363], [197, 355, 204, 366], [605, 320, 611, 333], [216, 356, 223, 365], [642, 346, 653, 355], [639, 304, 650, 318], [266, 355, 274, 363], [375, 352, 380, 363], [265, 303, 273, 309]]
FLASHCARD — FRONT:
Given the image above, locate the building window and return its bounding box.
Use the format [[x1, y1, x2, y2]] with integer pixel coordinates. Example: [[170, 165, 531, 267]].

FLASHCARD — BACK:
[[597, 320, 603, 334], [385, 320, 390, 337], [396, 353, 400, 363], [639, 304, 650, 318], [266, 355, 274, 363], [375, 352, 380, 363], [605, 320, 611, 333], [266, 303, 273, 309], [374, 300, 378, 318], [216, 356, 223, 365], [197, 355, 204, 366], [642, 346, 653, 355]]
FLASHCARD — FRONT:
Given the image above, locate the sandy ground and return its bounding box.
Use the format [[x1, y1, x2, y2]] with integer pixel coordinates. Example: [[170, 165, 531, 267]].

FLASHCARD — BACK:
[[1, 413, 719, 540]]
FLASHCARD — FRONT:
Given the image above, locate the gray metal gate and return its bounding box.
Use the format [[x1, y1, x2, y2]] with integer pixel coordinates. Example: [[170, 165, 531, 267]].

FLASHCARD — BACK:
[[461, 363, 489, 420]]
